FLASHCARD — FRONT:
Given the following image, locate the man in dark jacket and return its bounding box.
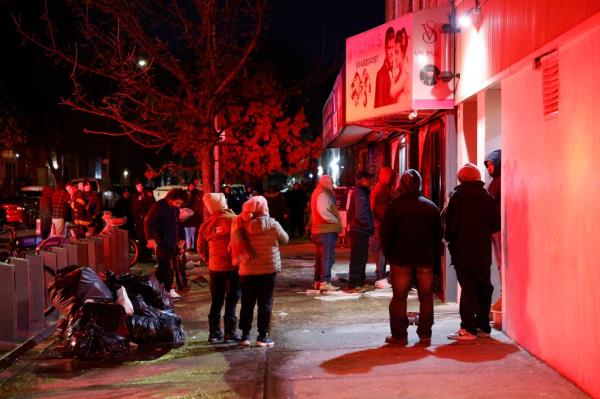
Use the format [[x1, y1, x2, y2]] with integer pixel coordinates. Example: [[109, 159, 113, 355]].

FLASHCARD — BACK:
[[484, 149, 503, 311], [286, 183, 308, 239], [145, 188, 187, 299], [131, 179, 156, 260], [346, 170, 375, 291], [380, 169, 442, 345], [444, 163, 499, 341]]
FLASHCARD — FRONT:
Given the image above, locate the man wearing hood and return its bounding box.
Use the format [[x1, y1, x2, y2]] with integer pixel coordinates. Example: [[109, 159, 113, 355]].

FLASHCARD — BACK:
[[484, 149, 503, 311], [307, 175, 342, 292], [197, 193, 240, 344], [346, 170, 375, 291], [380, 169, 442, 345], [444, 163, 499, 341], [370, 166, 395, 289]]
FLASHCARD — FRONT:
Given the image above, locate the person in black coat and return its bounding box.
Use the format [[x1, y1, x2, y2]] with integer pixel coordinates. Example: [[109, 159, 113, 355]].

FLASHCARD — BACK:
[[285, 183, 308, 239], [380, 169, 442, 345], [485, 149, 503, 311], [145, 188, 187, 298], [444, 163, 500, 341], [346, 171, 375, 291]]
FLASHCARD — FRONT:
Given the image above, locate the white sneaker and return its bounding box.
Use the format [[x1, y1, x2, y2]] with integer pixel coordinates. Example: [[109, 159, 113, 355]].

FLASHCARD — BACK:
[[319, 282, 339, 292], [169, 289, 182, 299], [374, 278, 391, 289]]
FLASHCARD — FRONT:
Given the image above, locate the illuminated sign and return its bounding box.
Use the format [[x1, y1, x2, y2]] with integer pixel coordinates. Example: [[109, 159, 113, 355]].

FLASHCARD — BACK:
[[345, 5, 453, 123]]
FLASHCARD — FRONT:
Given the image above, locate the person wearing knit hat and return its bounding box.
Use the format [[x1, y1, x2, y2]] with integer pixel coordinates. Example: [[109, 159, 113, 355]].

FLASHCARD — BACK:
[[370, 167, 395, 289], [307, 175, 342, 292], [380, 169, 442, 345], [230, 195, 288, 348], [197, 193, 239, 343], [444, 163, 500, 341], [457, 163, 482, 183], [484, 150, 503, 312]]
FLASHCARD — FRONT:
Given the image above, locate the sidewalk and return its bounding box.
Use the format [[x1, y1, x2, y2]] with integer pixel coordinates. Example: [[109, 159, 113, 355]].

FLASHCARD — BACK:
[[0, 240, 589, 398]]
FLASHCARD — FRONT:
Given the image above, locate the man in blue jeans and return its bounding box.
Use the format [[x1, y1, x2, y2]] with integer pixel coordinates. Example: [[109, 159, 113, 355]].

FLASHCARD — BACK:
[[380, 169, 442, 345], [308, 175, 342, 292]]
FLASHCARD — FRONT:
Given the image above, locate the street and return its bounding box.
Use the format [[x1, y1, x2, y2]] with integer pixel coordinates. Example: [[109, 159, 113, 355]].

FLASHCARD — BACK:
[[0, 241, 587, 398]]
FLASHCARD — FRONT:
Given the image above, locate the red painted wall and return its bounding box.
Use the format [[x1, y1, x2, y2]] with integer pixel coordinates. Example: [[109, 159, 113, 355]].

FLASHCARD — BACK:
[[502, 20, 600, 398]]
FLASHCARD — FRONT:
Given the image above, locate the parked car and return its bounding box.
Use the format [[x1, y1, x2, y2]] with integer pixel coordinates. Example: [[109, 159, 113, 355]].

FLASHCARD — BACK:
[[153, 185, 188, 201], [70, 178, 118, 209], [0, 186, 43, 228]]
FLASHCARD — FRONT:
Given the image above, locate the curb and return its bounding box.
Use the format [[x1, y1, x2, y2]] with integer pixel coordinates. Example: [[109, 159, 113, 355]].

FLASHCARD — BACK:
[[0, 325, 56, 372]]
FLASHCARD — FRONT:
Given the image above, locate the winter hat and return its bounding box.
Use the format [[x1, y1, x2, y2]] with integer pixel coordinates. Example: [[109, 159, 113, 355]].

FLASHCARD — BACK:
[[203, 193, 228, 215], [240, 195, 269, 221], [399, 169, 422, 193], [458, 163, 482, 182], [319, 175, 334, 191], [378, 167, 394, 184]]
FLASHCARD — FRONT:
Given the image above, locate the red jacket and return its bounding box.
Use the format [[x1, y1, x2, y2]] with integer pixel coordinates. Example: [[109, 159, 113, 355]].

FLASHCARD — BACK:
[[197, 209, 237, 272]]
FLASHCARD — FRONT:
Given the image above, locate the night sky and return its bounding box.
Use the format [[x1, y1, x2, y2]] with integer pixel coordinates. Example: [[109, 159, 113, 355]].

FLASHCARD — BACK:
[[0, 0, 384, 182]]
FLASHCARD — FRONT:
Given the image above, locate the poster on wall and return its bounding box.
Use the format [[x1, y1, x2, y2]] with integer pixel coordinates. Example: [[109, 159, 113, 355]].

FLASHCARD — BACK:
[[345, 14, 413, 123], [322, 68, 344, 147]]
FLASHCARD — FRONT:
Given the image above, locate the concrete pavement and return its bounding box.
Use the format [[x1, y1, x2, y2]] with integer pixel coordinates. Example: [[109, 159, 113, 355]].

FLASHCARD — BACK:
[[0, 240, 589, 398]]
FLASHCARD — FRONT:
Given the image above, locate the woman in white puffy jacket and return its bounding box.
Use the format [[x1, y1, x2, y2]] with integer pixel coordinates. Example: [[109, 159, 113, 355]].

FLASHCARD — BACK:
[[231, 195, 288, 347]]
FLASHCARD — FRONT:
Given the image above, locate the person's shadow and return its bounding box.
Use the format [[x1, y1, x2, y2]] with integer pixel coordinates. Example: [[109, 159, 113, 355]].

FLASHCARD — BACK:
[[320, 344, 432, 375], [320, 338, 519, 375]]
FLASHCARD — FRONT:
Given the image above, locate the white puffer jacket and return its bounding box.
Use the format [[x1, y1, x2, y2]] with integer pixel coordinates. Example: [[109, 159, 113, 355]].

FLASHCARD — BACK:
[[238, 216, 289, 276]]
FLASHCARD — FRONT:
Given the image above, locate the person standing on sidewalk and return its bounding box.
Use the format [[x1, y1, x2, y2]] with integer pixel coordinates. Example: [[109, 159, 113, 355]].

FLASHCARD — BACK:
[[444, 163, 499, 341], [307, 175, 342, 292], [484, 150, 503, 311], [197, 193, 240, 344], [381, 169, 442, 345], [145, 188, 187, 299], [50, 183, 70, 237], [346, 171, 375, 292], [230, 196, 288, 347], [131, 179, 156, 261], [370, 166, 395, 290], [40, 185, 54, 239], [66, 182, 90, 239]]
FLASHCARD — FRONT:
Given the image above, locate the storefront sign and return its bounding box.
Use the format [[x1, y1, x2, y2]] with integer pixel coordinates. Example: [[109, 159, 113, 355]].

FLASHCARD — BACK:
[[323, 68, 344, 147], [345, 5, 453, 123]]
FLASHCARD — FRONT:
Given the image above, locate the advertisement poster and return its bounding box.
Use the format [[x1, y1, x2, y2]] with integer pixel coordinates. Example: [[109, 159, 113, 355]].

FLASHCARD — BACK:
[[345, 14, 413, 123], [322, 69, 344, 147], [412, 4, 453, 109]]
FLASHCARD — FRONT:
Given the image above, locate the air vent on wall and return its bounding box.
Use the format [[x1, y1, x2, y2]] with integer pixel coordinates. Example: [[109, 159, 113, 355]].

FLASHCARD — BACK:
[[536, 50, 559, 119]]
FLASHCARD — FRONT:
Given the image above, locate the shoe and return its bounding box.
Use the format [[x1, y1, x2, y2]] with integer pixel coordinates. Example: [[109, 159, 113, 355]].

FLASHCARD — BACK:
[[239, 333, 251, 347], [476, 329, 491, 338], [224, 332, 241, 343], [447, 328, 477, 341], [256, 336, 274, 347], [313, 281, 321, 290], [374, 278, 391, 289], [385, 335, 408, 346], [169, 289, 182, 299], [319, 282, 339, 292], [208, 331, 224, 343], [418, 337, 432, 345]]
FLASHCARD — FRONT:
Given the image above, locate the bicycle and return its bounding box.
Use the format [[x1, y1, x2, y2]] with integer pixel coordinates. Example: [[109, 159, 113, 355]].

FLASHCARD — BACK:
[[100, 213, 139, 267]]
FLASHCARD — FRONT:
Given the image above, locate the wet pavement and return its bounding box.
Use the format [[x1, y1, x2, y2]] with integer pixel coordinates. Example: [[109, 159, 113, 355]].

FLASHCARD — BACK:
[[0, 240, 589, 398]]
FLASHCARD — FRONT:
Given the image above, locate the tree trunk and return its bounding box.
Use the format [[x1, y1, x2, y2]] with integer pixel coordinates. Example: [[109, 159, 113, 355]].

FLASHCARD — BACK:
[[200, 145, 215, 193]]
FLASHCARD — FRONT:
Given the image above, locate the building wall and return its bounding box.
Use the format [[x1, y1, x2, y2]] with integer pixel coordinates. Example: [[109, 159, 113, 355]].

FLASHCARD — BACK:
[[501, 21, 600, 398]]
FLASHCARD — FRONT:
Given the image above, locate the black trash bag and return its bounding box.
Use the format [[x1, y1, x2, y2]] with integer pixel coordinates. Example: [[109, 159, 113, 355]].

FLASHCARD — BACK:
[[49, 266, 114, 318], [68, 322, 129, 361], [78, 268, 114, 302], [130, 294, 162, 318], [118, 273, 173, 310], [127, 314, 161, 344], [101, 270, 121, 298], [127, 308, 184, 345], [67, 302, 130, 360]]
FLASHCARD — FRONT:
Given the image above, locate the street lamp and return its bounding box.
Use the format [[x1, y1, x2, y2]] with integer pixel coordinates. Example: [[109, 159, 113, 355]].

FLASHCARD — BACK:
[[137, 58, 148, 68]]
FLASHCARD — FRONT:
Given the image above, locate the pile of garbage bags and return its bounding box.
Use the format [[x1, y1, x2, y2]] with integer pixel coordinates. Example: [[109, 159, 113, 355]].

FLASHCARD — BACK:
[[48, 266, 185, 361]]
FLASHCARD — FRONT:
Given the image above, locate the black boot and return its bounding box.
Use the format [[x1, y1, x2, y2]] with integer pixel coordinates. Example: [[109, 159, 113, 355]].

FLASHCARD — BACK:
[[208, 315, 223, 343], [223, 317, 240, 343]]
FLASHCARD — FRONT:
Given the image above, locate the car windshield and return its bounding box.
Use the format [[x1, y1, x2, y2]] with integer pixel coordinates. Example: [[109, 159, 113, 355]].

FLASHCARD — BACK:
[[19, 190, 42, 198]]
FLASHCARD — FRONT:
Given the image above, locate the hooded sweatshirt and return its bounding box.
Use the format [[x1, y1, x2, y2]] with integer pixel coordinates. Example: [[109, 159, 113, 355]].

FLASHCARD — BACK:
[[380, 169, 442, 265], [197, 193, 236, 272], [231, 196, 289, 276], [484, 150, 501, 204]]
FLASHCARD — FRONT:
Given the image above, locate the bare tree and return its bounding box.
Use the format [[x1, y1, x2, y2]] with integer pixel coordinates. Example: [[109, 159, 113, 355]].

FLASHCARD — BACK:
[[15, 0, 267, 191]]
